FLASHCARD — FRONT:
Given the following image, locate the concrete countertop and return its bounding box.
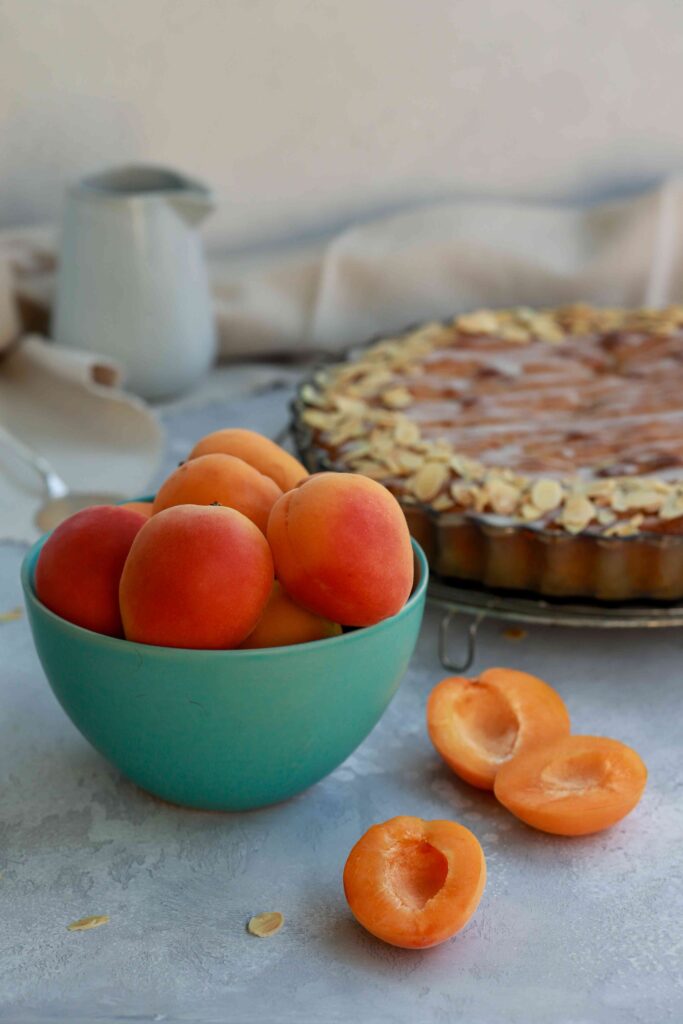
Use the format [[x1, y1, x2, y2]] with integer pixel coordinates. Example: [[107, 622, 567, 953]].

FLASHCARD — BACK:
[[1, 374, 681, 1023]]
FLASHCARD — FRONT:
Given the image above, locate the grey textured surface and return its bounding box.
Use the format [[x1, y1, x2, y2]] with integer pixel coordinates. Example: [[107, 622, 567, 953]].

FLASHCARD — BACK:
[[1, 374, 682, 1023]]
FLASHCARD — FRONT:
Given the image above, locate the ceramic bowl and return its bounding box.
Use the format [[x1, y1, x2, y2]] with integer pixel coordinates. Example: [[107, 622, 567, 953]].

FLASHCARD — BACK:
[[21, 529, 428, 811]]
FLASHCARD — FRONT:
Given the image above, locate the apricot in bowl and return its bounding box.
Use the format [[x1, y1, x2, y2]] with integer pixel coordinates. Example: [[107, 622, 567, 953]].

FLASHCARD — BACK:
[[21, 510, 428, 811]]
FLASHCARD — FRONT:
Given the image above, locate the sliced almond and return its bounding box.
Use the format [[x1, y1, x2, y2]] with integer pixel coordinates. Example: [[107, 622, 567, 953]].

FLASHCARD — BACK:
[[426, 446, 453, 463], [393, 419, 421, 446], [302, 408, 335, 431], [368, 430, 394, 455], [351, 460, 389, 481], [530, 315, 565, 343], [327, 419, 365, 446], [587, 479, 617, 499], [604, 520, 642, 538], [560, 495, 596, 533], [456, 310, 499, 335], [610, 489, 629, 513], [247, 912, 284, 938], [450, 454, 484, 480], [431, 494, 455, 512], [381, 387, 413, 410], [659, 493, 683, 521], [333, 394, 367, 416], [530, 478, 563, 512], [520, 502, 543, 521], [597, 508, 617, 526], [485, 478, 520, 515], [450, 482, 477, 507], [342, 441, 371, 462], [618, 489, 664, 513], [410, 462, 448, 502], [397, 450, 424, 473], [498, 325, 531, 344], [0, 607, 22, 623], [67, 915, 109, 932]]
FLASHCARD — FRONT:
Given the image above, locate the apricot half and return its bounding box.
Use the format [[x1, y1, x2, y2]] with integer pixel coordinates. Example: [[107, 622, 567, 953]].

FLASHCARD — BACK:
[[152, 453, 282, 534], [35, 505, 147, 637], [239, 582, 342, 648], [426, 669, 571, 790], [267, 472, 414, 626], [189, 428, 308, 492], [494, 735, 647, 836], [343, 816, 486, 949], [120, 504, 273, 648]]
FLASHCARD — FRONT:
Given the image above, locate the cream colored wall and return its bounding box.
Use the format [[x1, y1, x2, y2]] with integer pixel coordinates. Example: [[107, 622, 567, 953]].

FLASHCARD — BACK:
[[2, 0, 683, 249]]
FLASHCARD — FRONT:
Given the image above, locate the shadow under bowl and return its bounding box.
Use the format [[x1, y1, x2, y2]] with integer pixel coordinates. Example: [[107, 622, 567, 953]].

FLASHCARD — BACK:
[[21, 533, 428, 811]]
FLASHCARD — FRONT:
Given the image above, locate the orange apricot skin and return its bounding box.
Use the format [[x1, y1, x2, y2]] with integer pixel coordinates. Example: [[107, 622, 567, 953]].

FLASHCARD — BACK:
[[119, 501, 153, 519], [494, 735, 648, 836], [267, 472, 414, 627], [426, 668, 571, 790], [343, 816, 486, 949], [119, 504, 273, 649], [152, 453, 282, 534], [35, 505, 147, 637], [189, 428, 308, 492], [239, 581, 342, 648]]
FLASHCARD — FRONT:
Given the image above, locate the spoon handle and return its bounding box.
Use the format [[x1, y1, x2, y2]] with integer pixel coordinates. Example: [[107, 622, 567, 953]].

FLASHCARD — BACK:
[[0, 421, 69, 499]]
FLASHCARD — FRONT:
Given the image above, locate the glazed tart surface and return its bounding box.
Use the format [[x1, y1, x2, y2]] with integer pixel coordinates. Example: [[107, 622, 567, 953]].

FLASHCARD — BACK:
[[293, 305, 683, 600]]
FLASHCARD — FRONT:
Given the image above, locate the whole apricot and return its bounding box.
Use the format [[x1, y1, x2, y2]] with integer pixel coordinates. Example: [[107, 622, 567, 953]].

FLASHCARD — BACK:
[[267, 472, 414, 626], [120, 504, 273, 649], [152, 453, 282, 534], [239, 581, 342, 648], [35, 505, 147, 637], [189, 428, 308, 491]]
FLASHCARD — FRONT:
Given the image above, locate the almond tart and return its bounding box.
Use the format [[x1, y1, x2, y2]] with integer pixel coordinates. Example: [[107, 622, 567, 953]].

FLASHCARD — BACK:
[[293, 304, 683, 600]]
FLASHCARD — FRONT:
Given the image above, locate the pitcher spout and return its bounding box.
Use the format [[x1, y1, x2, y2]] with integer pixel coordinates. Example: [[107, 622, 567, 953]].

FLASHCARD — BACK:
[[75, 164, 215, 227], [167, 191, 215, 227]]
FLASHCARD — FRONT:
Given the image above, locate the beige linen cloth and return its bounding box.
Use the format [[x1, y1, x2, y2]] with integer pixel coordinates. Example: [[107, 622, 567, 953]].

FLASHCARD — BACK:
[[3, 178, 683, 540]]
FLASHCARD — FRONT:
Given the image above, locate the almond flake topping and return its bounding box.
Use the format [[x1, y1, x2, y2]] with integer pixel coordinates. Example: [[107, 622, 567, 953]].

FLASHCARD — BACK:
[[393, 419, 421, 446], [302, 408, 334, 431], [561, 495, 596, 533], [484, 478, 520, 515], [299, 303, 683, 537], [410, 462, 448, 502], [456, 311, 500, 335], [520, 502, 543, 521], [659, 493, 683, 521], [381, 387, 413, 409], [530, 478, 563, 512], [431, 494, 455, 512], [333, 394, 367, 416]]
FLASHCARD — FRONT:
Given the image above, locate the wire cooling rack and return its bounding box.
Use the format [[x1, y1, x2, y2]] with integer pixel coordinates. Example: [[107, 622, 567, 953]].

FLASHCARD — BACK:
[[428, 578, 683, 672]]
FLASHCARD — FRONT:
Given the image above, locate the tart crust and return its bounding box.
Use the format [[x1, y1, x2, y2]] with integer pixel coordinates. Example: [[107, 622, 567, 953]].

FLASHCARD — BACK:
[[293, 305, 683, 600]]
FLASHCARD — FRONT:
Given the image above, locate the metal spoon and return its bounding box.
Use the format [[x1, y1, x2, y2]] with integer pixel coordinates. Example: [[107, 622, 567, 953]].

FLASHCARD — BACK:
[[0, 422, 124, 532]]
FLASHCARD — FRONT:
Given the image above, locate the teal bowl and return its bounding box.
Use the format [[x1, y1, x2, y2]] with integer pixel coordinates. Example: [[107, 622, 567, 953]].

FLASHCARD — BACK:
[[21, 525, 428, 811]]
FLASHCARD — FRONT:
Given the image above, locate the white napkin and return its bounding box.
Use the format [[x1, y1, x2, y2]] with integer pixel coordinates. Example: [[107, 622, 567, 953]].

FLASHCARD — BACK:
[[6, 179, 683, 362], [0, 241, 163, 542]]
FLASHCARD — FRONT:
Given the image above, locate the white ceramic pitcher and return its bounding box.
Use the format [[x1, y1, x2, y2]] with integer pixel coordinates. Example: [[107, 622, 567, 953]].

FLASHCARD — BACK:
[[54, 165, 217, 399]]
